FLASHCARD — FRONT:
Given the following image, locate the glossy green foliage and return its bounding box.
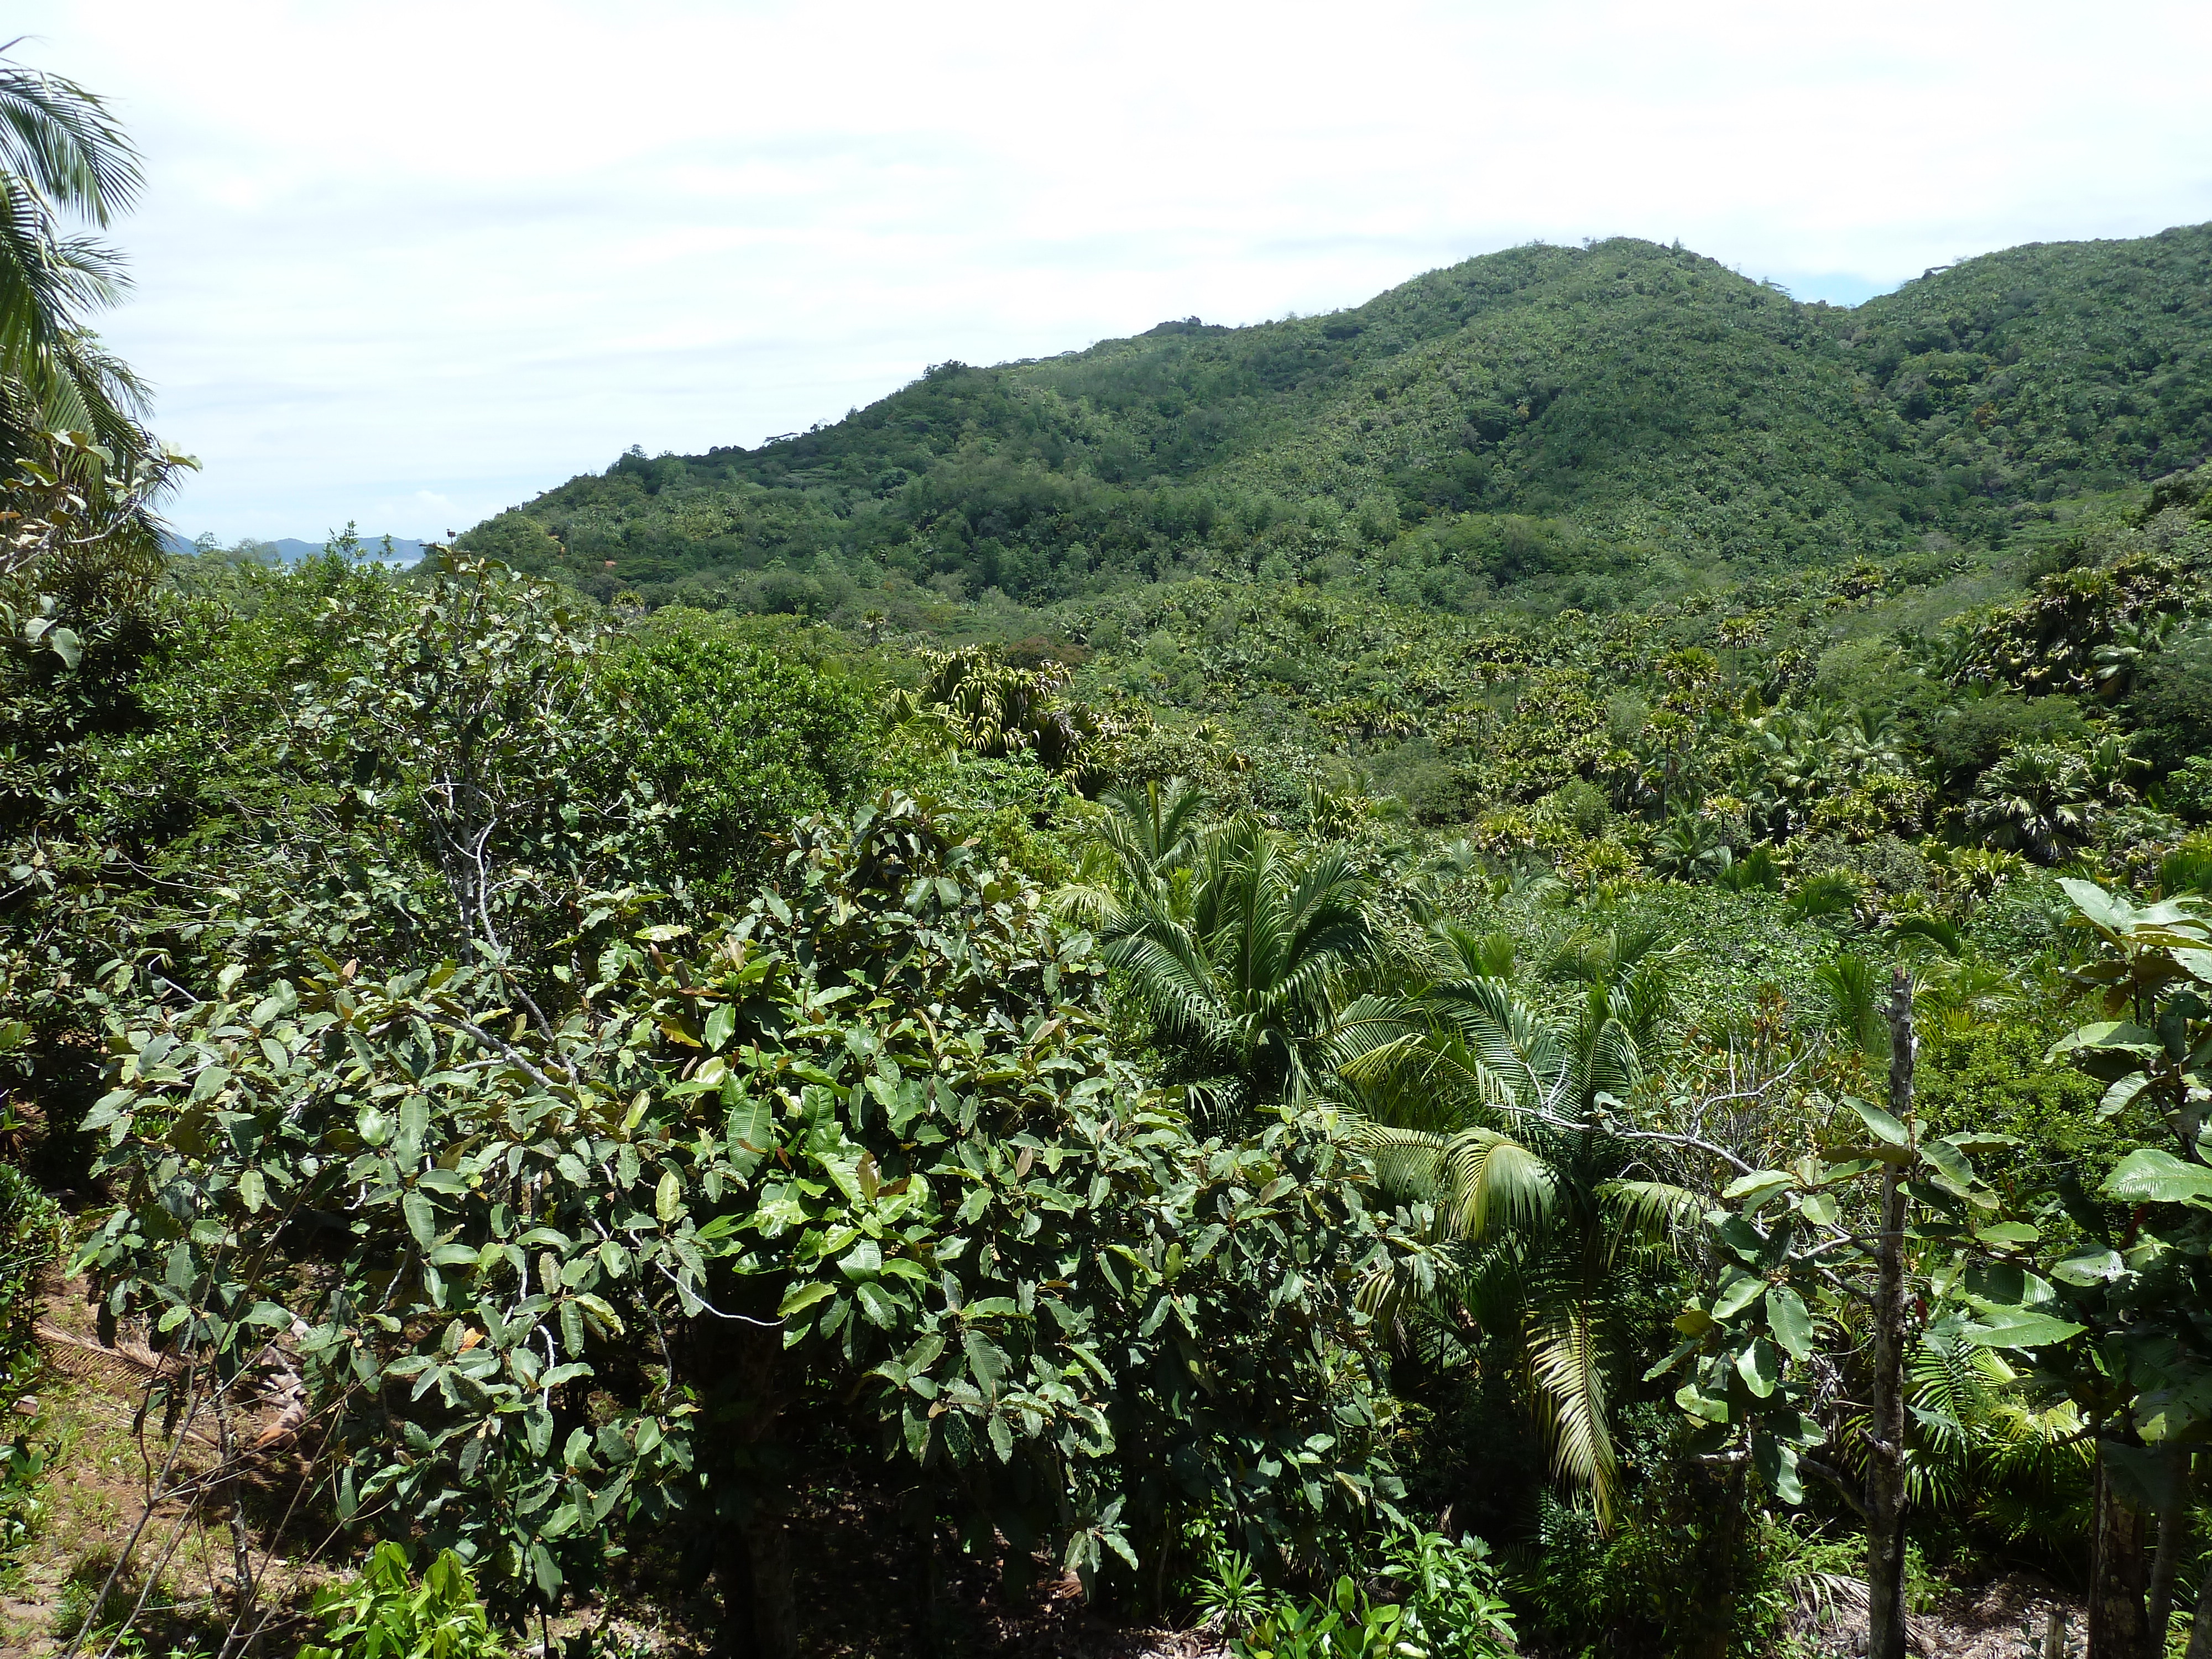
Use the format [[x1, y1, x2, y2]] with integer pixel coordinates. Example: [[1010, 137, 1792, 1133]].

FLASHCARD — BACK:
[[597, 607, 871, 903], [1656, 1098, 2063, 1507], [886, 644, 1108, 778], [74, 795, 1402, 1608], [1913, 1018, 2121, 1236], [0, 1161, 59, 1365], [299, 1543, 506, 1659], [2035, 878, 2212, 1464], [1217, 1529, 1514, 1659]]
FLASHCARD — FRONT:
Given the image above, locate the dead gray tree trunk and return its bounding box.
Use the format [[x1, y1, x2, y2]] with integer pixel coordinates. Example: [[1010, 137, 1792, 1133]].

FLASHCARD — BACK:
[[1867, 968, 1917, 1659]]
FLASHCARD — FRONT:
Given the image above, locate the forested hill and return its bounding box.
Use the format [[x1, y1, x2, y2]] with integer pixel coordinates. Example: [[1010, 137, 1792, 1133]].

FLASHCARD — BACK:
[[460, 225, 2212, 613]]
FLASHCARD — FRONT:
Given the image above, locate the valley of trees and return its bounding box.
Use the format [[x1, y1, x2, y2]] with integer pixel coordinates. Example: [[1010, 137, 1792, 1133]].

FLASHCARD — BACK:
[[7, 46, 2212, 1659]]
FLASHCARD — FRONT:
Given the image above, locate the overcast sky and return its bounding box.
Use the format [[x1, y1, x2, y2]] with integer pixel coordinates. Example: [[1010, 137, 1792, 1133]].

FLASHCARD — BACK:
[[13, 1, 2212, 544]]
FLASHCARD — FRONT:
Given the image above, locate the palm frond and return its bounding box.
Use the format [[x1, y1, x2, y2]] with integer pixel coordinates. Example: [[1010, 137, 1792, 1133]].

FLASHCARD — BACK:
[[1528, 1304, 1618, 1522], [1440, 1126, 1557, 1239], [0, 54, 142, 224], [1599, 1179, 1704, 1258], [1045, 879, 1126, 930]]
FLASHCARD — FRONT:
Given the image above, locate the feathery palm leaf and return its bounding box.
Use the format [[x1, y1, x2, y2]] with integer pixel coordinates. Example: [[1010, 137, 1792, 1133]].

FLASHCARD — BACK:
[[1089, 812, 1376, 1115], [1528, 1305, 1618, 1520], [1345, 941, 1687, 1523], [0, 49, 149, 461]]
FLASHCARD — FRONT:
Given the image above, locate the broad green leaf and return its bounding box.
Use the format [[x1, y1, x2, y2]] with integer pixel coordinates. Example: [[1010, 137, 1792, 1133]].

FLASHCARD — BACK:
[[2052, 1248, 2126, 1286], [1752, 1432, 1803, 1503], [2059, 878, 2138, 936], [1965, 1309, 2086, 1350], [1919, 1138, 1980, 1194], [1712, 1272, 1767, 1322], [1765, 1285, 1814, 1361], [402, 1189, 436, 1249], [778, 1280, 838, 1319], [1723, 1170, 1795, 1205], [1735, 1337, 1779, 1398], [2047, 1021, 2161, 1065], [962, 1329, 1008, 1396], [704, 1002, 735, 1052], [2098, 1074, 2154, 1119], [1939, 1131, 2022, 1154], [2103, 1149, 2212, 1207], [1674, 1381, 1730, 1424], [838, 1239, 883, 1280], [1846, 1097, 1910, 1147], [853, 1281, 900, 1327]]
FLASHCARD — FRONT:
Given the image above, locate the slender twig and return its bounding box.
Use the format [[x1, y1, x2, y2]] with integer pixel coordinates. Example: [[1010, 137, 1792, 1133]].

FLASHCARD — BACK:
[[443, 1011, 565, 1095], [651, 1260, 784, 1327]]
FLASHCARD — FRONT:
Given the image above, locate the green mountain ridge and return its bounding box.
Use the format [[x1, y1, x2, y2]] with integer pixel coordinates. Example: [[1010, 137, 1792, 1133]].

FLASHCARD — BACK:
[[460, 225, 2212, 615]]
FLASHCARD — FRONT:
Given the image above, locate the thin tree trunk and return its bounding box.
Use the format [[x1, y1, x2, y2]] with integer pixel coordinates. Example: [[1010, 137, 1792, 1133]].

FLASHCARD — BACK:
[[743, 1510, 801, 1659], [1867, 969, 1917, 1659], [2148, 1486, 2188, 1656], [911, 1501, 941, 1658], [717, 1522, 759, 1659], [2184, 1555, 2212, 1659], [707, 1324, 800, 1659], [2089, 1443, 2151, 1659], [1686, 1461, 1749, 1659]]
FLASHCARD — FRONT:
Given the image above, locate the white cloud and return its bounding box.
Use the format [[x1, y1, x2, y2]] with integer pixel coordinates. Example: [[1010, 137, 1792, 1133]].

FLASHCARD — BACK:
[[12, 0, 2212, 540]]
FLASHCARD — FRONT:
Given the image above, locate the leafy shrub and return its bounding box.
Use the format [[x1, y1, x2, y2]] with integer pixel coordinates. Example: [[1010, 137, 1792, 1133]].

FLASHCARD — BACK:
[[0, 1162, 60, 1366], [1914, 1020, 2115, 1175], [77, 795, 1404, 1621], [599, 608, 873, 903], [1926, 693, 2088, 791], [2127, 634, 2212, 773], [1207, 1530, 1513, 1659], [2163, 755, 2212, 824], [299, 1543, 504, 1659], [0, 1417, 49, 1561]]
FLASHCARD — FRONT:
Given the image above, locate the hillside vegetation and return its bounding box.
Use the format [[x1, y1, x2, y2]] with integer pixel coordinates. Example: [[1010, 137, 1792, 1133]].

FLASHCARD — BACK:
[[462, 226, 2212, 614], [11, 152, 2212, 1659]]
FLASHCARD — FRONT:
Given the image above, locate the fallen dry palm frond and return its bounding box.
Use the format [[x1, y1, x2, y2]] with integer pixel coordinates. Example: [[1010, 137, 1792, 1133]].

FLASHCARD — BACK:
[[1791, 1572, 1942, 1658], [35, 1317, 309, 1458], [33, 1306, 354, 1659]]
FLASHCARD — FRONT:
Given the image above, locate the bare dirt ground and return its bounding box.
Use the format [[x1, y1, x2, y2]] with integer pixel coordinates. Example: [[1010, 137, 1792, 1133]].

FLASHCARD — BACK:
[[1797, 1572, 2090, 1659]]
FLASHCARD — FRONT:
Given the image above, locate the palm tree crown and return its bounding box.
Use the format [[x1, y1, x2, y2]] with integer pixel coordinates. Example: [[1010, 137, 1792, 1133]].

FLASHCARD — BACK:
[[0, 44, 150, 459], [1058, 794, 1379, 1120], [1343, 922, 1698, 1521]]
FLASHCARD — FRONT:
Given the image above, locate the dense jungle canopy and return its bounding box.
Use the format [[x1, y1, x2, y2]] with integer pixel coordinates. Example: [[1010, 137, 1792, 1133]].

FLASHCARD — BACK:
[[8, 90, 2212, 1659], [461, 228, 2212, 613]]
